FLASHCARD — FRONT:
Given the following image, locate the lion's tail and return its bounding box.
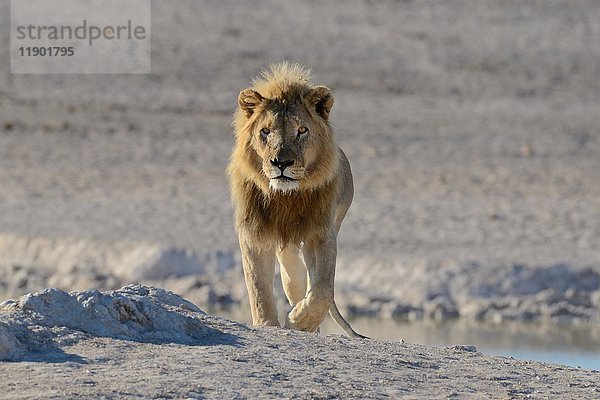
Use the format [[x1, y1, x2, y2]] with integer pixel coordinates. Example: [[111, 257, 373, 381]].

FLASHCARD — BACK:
[[329, 301, 368, 339]]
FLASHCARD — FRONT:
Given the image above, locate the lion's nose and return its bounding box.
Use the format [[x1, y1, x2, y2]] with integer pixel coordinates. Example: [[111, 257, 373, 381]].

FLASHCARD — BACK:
[[271, 158, 294, 172]]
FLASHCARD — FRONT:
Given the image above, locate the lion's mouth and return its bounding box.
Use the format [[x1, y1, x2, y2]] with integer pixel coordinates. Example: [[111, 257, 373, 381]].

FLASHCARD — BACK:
[[272, 175, 297, 182]]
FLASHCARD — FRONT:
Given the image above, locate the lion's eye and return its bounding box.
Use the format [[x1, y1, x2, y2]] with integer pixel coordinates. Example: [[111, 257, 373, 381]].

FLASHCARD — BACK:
[[297, 126, 309, 136], [260, 127, 270, 137]]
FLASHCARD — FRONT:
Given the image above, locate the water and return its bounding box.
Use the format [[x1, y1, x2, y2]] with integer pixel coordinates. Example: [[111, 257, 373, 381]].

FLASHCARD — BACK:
[[320, 318, 600, 371]]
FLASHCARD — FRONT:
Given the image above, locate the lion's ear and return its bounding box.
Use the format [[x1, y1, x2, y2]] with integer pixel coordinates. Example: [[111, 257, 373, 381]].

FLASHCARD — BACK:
[[305, 86, 334, 120], [238, 89, 264, 118]]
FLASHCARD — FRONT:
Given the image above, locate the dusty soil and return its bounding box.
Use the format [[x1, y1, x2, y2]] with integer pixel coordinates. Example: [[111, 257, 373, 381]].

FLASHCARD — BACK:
[[1, 1, 599, 326], [1, 286, 598, 399], [1, 2, 600, 396]]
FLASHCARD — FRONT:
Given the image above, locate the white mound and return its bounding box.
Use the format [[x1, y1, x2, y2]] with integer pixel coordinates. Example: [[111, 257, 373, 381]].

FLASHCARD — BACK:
[[0, 322, 25, 360], [0, 285, 212, 361]]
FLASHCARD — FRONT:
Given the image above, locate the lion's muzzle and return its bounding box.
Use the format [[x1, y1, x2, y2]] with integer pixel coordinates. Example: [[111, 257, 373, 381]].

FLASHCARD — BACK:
[[270, 158, 295, 172]]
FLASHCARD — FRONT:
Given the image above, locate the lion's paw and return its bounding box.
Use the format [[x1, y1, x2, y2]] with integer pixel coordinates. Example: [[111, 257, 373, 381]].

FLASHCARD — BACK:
[[285, 297, 330, 333]]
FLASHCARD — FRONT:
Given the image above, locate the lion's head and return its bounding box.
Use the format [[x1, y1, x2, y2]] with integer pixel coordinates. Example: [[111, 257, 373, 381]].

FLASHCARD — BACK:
[[230, 63, 339, 195]]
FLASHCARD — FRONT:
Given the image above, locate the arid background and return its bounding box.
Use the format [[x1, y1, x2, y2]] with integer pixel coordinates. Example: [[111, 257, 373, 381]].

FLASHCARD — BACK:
[[1, 0, 600, 392]]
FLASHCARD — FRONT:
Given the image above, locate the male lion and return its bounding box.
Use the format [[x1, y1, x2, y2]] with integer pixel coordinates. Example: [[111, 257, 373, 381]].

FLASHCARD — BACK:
[[228, 62, 364, 338]]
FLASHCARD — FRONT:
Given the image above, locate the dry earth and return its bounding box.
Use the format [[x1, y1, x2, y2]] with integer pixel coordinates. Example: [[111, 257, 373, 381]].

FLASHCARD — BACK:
[[1, 0, 600, 397], [1, 286, 598, 399], [1, 0, 599, 326]]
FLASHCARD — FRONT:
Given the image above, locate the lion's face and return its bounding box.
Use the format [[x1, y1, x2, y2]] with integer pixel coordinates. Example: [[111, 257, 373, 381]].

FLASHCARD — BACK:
[[251, 103, 317, 192], [236, 86, 336, 194]]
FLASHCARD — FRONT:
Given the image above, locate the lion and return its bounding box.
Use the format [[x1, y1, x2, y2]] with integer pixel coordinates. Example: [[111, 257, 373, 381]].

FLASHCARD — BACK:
[[227, 62, 364, 338]]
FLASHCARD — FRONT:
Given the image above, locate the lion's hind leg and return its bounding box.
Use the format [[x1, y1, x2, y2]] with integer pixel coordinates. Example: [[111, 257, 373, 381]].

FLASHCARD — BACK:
[[276, 245, 308, 307]]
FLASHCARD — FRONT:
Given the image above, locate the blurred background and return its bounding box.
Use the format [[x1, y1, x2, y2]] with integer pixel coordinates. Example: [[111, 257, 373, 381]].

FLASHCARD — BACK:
[[1, 0, 599, 369]]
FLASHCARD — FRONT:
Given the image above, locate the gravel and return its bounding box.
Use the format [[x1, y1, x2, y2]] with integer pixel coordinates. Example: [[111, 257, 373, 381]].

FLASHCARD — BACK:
[[1, 286, 598, 398]]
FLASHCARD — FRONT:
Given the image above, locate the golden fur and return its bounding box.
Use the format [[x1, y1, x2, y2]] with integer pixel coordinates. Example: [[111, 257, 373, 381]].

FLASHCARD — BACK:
[[227, 62, 364, 337], [228, 63, 342, 248]]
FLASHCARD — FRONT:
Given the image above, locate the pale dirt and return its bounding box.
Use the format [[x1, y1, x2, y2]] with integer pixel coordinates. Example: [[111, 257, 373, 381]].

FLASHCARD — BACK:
[[1, 0, 600, 397], [1, 0, 599, 325], [1, 286, 598, 399]]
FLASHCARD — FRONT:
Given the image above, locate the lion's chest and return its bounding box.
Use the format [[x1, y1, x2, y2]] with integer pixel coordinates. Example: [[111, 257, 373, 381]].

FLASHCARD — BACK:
[[264, 200, 308, 236], [241, 185, 335, 246]]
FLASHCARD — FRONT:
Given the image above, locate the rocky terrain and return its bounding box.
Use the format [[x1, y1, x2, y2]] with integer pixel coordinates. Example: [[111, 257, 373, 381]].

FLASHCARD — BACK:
[[1, 0, 599, 328], [1, 286, 598, 399], [2, 1, 600, 396]]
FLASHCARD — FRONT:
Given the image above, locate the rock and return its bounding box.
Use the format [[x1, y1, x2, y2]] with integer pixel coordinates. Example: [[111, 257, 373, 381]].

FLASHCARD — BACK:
[[0, 285, 215, 360], [0, 322, 25, 361], [449, 345, 478, 353]]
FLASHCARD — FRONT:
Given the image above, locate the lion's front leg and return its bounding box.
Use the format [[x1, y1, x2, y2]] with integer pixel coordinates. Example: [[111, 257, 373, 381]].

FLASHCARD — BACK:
[[239, 238, 279, 327], [285, 235, 336, 332]]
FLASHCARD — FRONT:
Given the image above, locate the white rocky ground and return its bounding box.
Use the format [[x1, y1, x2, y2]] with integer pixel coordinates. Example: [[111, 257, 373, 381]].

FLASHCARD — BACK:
[[1, 286, 598, 399], [1, 0, 600, 396], [1, 1, 600, 328]]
